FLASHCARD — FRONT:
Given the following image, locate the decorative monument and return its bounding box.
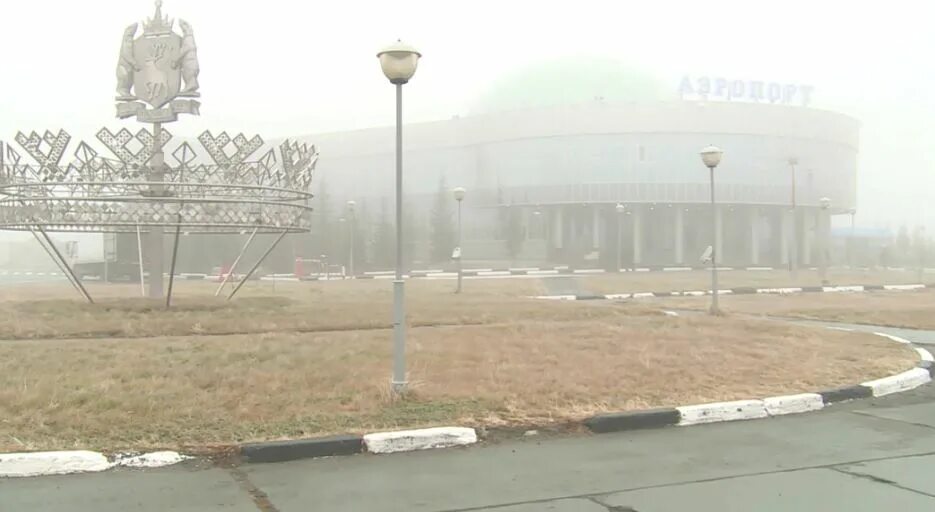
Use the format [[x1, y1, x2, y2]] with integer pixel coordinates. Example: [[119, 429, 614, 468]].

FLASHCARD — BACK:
[[0, 1, 318, 305]]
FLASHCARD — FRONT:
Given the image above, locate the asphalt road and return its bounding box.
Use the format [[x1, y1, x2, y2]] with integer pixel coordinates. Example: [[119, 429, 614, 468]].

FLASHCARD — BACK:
[[3, 323, 935, 512]]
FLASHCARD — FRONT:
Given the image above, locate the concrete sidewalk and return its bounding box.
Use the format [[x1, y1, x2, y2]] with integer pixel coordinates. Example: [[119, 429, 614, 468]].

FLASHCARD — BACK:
[[3, 325, 935, 511]]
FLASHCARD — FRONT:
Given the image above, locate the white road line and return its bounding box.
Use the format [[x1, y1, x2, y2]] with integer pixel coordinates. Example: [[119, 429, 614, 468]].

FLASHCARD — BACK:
[[874, 332, 912, 344]]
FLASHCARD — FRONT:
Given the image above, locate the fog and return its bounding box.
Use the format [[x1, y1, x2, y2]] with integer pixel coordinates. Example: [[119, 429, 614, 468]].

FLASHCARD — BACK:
[[0, 0, 932, 244]]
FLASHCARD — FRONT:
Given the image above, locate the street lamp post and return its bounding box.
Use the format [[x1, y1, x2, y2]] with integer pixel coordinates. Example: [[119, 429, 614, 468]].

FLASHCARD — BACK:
[[452, 187, 466, 293], [919, 226, 927, 284], [615, 203, 625, 272], [819, 197, 831, 284], [788, 158, 799, 280], [378, 40, 421, 394], [847, 208, 857, 268], [701, 146, 724, 315], [346, 200, 356, 278]]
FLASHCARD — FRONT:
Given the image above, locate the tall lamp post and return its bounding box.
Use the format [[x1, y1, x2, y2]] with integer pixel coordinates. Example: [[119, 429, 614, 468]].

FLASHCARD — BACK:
[[701, 145, 724, 315], [615, 203, 625, 272], [847, 207, 857, 268], [819, 197, 831, 284], [452, 187, 466, 293], [378, 40, 421, 394], [788, 158, 799, 280], [919, 226, 927, 284], [346, 200, 357, 278]]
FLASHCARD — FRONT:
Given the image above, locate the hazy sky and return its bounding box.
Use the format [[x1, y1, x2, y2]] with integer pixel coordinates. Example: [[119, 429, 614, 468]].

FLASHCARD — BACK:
[[1, 0, 932, 230]]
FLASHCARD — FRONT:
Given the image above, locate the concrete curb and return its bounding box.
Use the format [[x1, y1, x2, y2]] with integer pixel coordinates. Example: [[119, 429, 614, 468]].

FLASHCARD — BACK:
[[236, 427, 478, 464], [677, 400, 769, 426], [241, 435, 363, 463], [363, 427, 477, 454], [536, 282, 934, 301], [861, 367, 932, 397], [818, 385, 873, 404], [297, 266, 839, 281], [584, 408, 681, 433], [582, 328, 933, 434], [764, 393, 825, 416], [0, 450, 188, 478]]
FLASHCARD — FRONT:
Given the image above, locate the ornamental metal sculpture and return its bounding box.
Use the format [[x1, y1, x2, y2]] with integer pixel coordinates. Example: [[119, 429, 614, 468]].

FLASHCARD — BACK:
[[0, 1, 318, 305]]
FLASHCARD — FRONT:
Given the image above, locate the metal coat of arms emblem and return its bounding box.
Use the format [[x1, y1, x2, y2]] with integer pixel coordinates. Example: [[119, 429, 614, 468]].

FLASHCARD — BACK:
[[115, 1, 201, 119], [133, 31, 182, 108]]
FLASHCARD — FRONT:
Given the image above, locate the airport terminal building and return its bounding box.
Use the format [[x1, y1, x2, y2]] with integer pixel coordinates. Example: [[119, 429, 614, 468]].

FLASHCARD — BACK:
[[299, 67, 859, 270]]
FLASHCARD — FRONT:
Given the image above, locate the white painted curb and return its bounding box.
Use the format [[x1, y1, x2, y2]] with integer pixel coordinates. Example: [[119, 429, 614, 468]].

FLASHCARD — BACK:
[[764, 393, 825, 416], [823, 285, 865, 293], [677, 400, 768, 426], [915, 347, 934, 362], [756, 287, 803, 295], [862, 368, 932, 397], [363, 427, 477, 454], [0, 450, 189, 478], [0, 451, 111, 478], [884, 284, 925, 291], [114, 451, 190, 469]]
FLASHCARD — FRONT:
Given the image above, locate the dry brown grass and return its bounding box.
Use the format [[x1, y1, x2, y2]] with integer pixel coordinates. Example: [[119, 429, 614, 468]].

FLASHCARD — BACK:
[[0, 268, 925, 339], [0, 279, 626, 340], [0, 313, 916, 452], [663, 289, 935, 330], [0, 276, 922, 451]]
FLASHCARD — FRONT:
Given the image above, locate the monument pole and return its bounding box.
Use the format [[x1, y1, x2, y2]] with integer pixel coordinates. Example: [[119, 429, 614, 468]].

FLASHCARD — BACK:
[[114, 0, 201, 298], [149, 121, 166, 298]]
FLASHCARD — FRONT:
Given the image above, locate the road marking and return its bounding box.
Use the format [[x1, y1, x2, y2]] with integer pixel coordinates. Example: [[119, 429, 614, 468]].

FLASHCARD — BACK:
[[874, 332, 912, 344]]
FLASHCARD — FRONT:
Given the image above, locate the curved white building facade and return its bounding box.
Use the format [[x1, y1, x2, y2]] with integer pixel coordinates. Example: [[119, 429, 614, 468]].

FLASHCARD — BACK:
[[299, 100, 859, 268]]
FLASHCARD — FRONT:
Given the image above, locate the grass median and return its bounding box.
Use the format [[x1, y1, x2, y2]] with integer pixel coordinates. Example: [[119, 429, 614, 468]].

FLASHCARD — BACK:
[[664, 289, 935, 330], [0, 278, 919, 451]]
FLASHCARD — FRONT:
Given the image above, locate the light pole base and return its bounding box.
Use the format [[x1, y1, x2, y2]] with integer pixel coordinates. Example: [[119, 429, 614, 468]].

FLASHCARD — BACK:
[[391, 380, 409, 395], [392, 278, 407, 395]]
